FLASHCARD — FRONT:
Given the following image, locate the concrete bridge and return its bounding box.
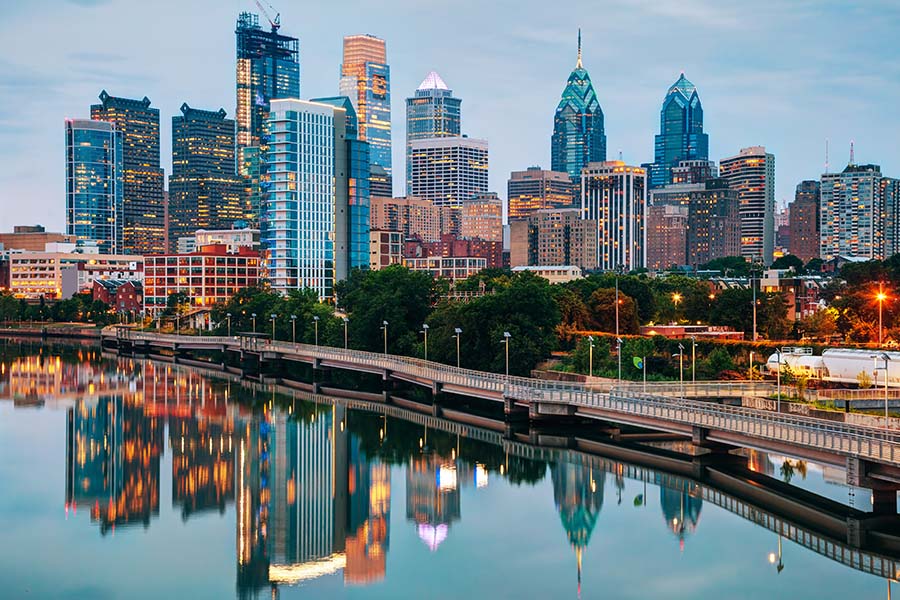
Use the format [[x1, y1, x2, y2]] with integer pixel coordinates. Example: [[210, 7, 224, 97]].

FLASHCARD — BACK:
[[103, 329, 900, 498]]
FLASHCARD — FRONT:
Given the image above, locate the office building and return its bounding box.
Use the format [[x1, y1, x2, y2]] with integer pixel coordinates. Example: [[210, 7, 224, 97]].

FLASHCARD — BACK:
[[7, 251, 143, 300], [143, 245, 260, 316], [90, 91, 166, 255], [672, 159, 717, 185], [508, 208, 597, 270], [581, 162, 647, 271], [403, 256, 486, 281], [646, 74, 709, 189], [168, 104, 245, 248], [369, 230, 402, 270], [551, 31, 606, 181], [194, 228, 260, 253], [646, 204, 688, 270], [370, 165, 392, 198], [459, 193, 502, 242], [511, 265, 584, 284], [370, 196, 444, 242], [406, 71, 461, 189], [507, 167, 575, 220], [404, 234, 503, 270], [408, 137, 488, 207], [820, 163, 885, 261], [235, 12, 301, 224], [340, 34, 392, 194], [0, 226, 76, 252], [789, 180, 820, 262], [885, 179, 900, 258], [65, 120, 123, 254], [719, 146, 775, 264]]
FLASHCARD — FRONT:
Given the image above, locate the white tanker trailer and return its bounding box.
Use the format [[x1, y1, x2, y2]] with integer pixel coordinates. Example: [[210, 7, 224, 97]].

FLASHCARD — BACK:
[[765, 347, 900, 387]]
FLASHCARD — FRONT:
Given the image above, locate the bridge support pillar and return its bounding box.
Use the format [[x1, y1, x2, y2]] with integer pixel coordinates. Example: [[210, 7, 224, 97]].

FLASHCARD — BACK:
[[503, 397, 528, 422], [847, 457, 900, 516]]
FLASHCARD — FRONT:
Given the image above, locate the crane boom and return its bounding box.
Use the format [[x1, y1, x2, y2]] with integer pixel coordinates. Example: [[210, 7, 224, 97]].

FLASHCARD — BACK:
[[254, 0, 281, 32]]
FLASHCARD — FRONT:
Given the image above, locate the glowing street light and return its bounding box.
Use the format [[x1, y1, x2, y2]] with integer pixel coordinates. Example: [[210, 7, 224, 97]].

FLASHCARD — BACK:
[[877, 282, 888, 346]]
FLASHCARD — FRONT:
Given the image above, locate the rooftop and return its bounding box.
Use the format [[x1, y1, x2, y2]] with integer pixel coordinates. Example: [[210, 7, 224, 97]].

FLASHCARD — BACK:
[[418, 71, 449, 91]]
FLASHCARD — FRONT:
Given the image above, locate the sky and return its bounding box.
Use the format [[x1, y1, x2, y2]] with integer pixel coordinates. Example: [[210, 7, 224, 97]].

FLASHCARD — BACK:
[[1, 0, 899, 232]]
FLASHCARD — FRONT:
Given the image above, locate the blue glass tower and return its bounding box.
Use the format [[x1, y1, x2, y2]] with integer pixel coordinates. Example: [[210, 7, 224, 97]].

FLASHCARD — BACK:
[[405, 71, 462, 192], [648, 73, 709, 189], [65, 119, 123, 254], [551, 31, 606, 181]]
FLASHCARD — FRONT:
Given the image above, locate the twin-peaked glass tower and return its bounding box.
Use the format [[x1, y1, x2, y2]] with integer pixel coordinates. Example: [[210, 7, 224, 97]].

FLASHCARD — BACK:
[[647, 73, 709, 189]]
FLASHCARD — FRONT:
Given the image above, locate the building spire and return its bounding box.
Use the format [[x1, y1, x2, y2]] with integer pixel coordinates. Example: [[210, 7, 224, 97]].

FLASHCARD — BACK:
[[576, 28, 583, 68], [849, 140, 855, 166]]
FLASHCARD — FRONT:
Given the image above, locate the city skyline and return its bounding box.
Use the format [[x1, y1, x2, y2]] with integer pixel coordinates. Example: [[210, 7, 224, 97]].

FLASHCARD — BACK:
[[1, 0, 899, 231]]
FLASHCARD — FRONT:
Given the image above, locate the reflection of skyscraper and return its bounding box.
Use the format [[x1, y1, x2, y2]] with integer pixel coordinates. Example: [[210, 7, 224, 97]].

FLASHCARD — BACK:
[[345, 434, 391, 585], [406, 453, 462, 551], [551, 462, 604, 590], [660, 486, 703, 549], [170, 415, 235, 519], [236, 415, 270, 598]]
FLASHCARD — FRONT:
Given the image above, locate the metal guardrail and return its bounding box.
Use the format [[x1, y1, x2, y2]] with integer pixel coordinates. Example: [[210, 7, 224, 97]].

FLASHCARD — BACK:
[[104, 330, 900, 466]]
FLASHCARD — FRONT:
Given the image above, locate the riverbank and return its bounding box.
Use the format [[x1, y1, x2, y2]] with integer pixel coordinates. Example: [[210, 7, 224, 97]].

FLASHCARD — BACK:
[[0, 325, 101, 340]]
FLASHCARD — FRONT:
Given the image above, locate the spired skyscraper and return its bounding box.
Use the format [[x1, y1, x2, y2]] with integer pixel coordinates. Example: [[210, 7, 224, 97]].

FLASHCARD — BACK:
[[551, 31, 606, 182], [405, 71, 462, 193], [647, 74, 709, 189], [235, 12, 300, 226], [340, 34, 392, 195]]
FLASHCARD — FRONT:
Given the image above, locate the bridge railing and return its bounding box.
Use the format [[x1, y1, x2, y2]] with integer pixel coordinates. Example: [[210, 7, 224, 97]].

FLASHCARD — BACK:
[[612, 381, 776, 398]]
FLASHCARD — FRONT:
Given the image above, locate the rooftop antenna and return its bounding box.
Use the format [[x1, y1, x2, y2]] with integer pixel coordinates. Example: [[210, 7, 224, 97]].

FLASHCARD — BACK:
[[824, 138, 829, 174], [849, 140, 855, 166], [576, 28, 583, 68], [618, 149, 623, 161]]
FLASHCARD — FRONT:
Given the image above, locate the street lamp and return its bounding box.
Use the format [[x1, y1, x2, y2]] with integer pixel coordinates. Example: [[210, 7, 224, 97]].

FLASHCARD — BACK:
[[270, 313, 277, 341], [616, 337, 623, 382], [673, 344, 685, 399], [313, 315, 320, 347], [342, 316, 349, 349], [381, 320, 389, 354], [421, 324, 429, 361], [775, 348, 783, 412], [690, 336, 697, 384], [226, 312, 232, 337], [877, 282, 888, 346], [872, 352, 891, 426], [290, 314, 297, 344], [502, 331, 511, 377], [251, 313, 257, 333], [587, 335, 595, 377], [453, 327, 462, 368], [672, 292, 682, 320]]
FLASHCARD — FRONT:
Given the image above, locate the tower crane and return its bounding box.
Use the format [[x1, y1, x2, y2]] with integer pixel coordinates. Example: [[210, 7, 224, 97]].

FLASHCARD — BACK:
[[254, 0, 281, 32]]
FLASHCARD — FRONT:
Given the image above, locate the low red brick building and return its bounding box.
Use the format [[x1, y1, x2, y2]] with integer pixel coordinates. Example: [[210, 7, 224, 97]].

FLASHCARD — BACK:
[[93, 280, 143, 313]]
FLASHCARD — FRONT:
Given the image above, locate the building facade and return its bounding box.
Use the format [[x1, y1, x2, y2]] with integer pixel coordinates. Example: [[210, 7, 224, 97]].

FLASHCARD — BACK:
[[235, 12, 301, 225], [581, 162, 647, 271], [507, 167, 575, 220], [0, 226, 76, 252], [194, 228, 260, 253], [90, 91, 166, 255], [65, 119, 123, 254], [7, 252, 142, 300], [820, 163, 885, 261], [370, 196, 444, 243], [143, 245, 260, 315], [646, 74, 709, 189], [403, 256, 486, 281], [508, 208, 598, 270], [719, 146, 775, 264], [369, 230, 402, 270], [646, 204, 688, 270], [885, 179, 900, 258], [339, 34, 391, 194], [406, 71, 461, 190], [459, 193, 502, 242], [168, 104, 245, 248], [788, 180, 820, 262], [407, 137, 488, 207], [551, 32, 606, 181]]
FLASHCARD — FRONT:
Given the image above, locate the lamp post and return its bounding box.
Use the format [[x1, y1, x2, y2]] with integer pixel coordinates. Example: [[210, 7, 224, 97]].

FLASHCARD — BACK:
[[421, 324, 429, 361], [872, 353, 891, 426], [674, 344, 685, 399], [752, 278, 758, 342], [251, 313, 257, 334], [270, 314, 277, 341], [381, 320, 388, 354], [616, 337, 623, 382], [775, 348, 783, 412], [290, 314, 297, 344], [502, 331, 511, 377], [877, 282, 887, 346], [342, 316, 349, 349], [226, 312, 232, 337], [313, 315, 319, 347], [588, 335, 594, 377], [690, 336, 696, 384], [453, 328, 462, 368], [615, 277, 620, 338]]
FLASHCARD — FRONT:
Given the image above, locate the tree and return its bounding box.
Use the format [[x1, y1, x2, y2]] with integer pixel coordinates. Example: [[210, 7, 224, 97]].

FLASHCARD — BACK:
[[587, 288, 639, 334], [700, 347, 735, 378], [771, 255, 805, 273], [700, 256, 752, 277], [800, 308, 838, 340]]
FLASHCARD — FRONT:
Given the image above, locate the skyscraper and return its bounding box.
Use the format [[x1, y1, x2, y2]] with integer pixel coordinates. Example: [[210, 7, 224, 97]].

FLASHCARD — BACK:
[[788, 180, 820, 262], [65, 119, 123, 254], [235, 12, 300, 225], [551, 31, 606, 181], [406, 71, 462, 189], [407, 137, 488, 207], [581, 161, 647, 271], [820, 163, 885, 261], [90, 91, 166, 255], [884, 178, 900, 258], [507, 167, 575, 220], [647, 74, 709, 189], [340, 34, 391, 194], [168, 104, 245, 248], [719, 146, 775, 264]]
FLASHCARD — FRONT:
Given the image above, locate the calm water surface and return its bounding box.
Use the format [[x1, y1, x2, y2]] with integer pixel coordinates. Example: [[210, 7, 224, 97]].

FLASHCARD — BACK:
[[0, 341, 896, 599]]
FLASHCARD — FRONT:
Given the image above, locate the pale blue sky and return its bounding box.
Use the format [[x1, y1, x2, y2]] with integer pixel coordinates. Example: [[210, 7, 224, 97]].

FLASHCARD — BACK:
[[1, 0, 898, 231]]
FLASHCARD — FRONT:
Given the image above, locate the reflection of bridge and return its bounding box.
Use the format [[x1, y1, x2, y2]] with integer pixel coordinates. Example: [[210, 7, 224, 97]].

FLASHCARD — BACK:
[[104, 331, 900, 483]]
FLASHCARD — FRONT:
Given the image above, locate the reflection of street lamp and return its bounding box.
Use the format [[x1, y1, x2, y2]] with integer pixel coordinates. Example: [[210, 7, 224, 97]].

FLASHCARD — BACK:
[[453, 328, 462, 368], [767, 534, 784, 573], [872, 352, 891, 426], [381, 320, 389, 354], [421, 323, 429, 361], [502, 331, 511, 377]]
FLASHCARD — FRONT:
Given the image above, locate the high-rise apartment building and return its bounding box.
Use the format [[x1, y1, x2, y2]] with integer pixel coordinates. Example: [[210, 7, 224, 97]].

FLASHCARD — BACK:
[[340, 34, 392, 195], [719, 146, 775, 264], [459, 193, 503, 242], [168, 104, 245, 248], [90, 91, 166, 255], [788, 180, 820, 262], [646, 74, 709, 189], [884, 179, 900, 258], [508, 208, 598, 270], [646, 204, 688, 270], [370, 196, 444, 243], [407, 137, 488, 207], [820, 163, 885, 261], [235, 12, 300, 224], [406, 71, 461, 189], [507, 167, 575, 220], [581, 162, 647, 271], [65, 119, 123, 254], [551, 31, 606, 181]]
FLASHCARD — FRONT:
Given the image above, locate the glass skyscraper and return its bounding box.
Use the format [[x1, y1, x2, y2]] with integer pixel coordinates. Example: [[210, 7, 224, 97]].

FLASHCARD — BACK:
[[339, 35, 391, 195], [581, 161, 647, 271], [168, 104, 245, 248], [235, 12, 300, 226], [647, 74, 709, 189], [551, 31, 606, 181], [405, 71, 461, 191], [90, 91, 166, 255], [719, 146, 776, 264], [65, 119, 123, 254]]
